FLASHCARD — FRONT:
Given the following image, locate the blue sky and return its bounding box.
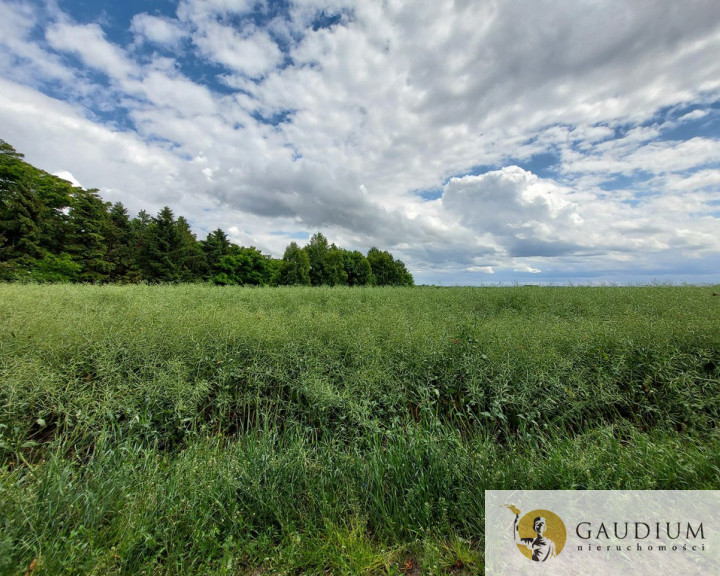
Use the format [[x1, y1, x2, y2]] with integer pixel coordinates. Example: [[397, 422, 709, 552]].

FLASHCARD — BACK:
[[1, 0, 719, 284]]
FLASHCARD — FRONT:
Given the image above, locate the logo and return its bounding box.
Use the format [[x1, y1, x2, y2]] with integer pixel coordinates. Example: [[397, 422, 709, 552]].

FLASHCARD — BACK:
[[486, 491, 717, 575], [505, 505, 567, 562]]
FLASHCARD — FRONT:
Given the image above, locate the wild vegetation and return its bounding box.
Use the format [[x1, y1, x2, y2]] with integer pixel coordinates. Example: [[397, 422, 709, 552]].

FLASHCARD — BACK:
[[0, 140, 413, 287], [1, 284, 719, 575]]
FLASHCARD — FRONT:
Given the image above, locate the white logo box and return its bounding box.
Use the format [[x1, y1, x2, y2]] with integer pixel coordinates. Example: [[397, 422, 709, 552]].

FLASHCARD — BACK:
[[485, 490, 720, 575]]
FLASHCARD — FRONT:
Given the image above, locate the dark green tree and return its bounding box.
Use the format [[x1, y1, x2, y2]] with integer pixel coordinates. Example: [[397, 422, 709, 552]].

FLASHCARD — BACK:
[[138, 206, 183, 282], [35, 172, 73, 252], [343, 250, 373, 286], [30, 253, 81, 283], [277, 241, 311, 285], [175, 216, 207, 281], [137, 208, 206, 282], [366, 247, 414, 286], [265, 257, 281, 286], [106, 202, 139, 282], [0, 141, 44, 278], [65, 188, 113, 282], [202, 228, 233, 280], [304, 232, 330, 286], [211, 246, 271, 286], [324, 247, 348, 286]]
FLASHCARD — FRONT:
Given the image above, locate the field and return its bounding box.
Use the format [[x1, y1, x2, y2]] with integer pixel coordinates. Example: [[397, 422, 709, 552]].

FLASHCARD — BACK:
[[1, 284, 719, 575]]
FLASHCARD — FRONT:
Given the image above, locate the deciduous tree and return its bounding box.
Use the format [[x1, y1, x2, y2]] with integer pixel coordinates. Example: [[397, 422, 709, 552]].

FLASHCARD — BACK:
[[277, 241, 311, 285]]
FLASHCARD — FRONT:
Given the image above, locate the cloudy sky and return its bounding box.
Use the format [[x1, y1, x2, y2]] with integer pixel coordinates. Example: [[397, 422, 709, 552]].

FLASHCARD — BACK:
[[1, 0, 719, 284]]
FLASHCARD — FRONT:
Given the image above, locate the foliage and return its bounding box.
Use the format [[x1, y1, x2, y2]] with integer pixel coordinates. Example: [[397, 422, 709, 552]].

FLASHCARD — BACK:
[[28, 252, 81, 282], [367, 247, 414, 286], [65, 188, 113, 282], [344, 249, 374, 286], [202, 228, 233, 280], [212, 246, 273, 286], [305, 231, 331, 286], [324, 246, 349, 286], [106, 202, 139, 282], [277, 241, 311, 286]]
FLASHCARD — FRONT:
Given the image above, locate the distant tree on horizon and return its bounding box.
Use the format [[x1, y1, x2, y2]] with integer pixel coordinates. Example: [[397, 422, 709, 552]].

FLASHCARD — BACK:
[[367, 247, 413, 286], [277, 241, 311, 286], [343, 249, 374, 286]]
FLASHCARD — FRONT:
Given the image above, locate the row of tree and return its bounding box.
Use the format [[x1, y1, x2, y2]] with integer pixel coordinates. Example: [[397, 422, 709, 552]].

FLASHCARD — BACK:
[[0, 140, 413, 286]]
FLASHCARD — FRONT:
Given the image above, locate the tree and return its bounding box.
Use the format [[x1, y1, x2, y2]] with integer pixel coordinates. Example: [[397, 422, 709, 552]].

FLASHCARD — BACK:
[[138, 208, 207, 282], [29, 252, 81, 283], [0, 141, 45, 278], [343, 250, 373, 286], [277, 241, 311, 285], [138, 206, 183, 282], [304, 232, 330, 286], [324, 247, 348, 286], [211, 246, 271, 286], [202, 228, 233, 280], [366, 247, 414, 286], [106, 202, 139, 282], [175, 216, 207, 281], [65, 188, 113, 282], [35, 171, 73, 252]]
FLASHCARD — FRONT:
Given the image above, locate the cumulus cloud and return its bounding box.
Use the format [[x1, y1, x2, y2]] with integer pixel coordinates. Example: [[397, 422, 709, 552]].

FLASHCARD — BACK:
[[442, 167, 584, 258]]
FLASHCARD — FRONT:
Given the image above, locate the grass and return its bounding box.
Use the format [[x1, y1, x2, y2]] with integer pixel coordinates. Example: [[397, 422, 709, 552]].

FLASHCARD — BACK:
[[1, 284, 719, 574]]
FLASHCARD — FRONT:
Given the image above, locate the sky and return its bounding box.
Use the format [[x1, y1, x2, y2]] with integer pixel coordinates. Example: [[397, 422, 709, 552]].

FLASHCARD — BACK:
[[1, 0, 719, 285]]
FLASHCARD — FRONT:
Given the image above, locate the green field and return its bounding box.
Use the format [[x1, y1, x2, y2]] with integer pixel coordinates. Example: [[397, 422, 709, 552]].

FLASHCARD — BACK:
[[1, 284, 719, 575]]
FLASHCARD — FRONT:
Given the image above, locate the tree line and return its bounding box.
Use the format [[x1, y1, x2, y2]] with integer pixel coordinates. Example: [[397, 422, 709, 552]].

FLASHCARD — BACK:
[[0, 140, 413, 286]]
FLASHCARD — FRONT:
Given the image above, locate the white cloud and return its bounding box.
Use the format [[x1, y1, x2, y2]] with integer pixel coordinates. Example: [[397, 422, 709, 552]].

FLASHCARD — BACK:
[[679, 109, 710, 122], [442, 167, 583, 258], [192, 22, 283, 77], [561, 136, 720, 180], [131, 67, 218, 117], [468, 266, 495, 274], [177, 0, 256, 23], [130, 13, 187, 48], [46, 22, 136, 80], [514, 264, 541, 274], [53, 170, 82, 188], [0, 0, 76, 87]]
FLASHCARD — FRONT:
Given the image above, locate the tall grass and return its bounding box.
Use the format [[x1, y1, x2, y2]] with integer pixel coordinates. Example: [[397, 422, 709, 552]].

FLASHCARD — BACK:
[[1, 284, 719, 574]]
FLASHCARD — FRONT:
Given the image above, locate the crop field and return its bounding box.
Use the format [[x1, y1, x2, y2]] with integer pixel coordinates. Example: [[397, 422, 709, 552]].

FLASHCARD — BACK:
[[1, 284, 719, 575]]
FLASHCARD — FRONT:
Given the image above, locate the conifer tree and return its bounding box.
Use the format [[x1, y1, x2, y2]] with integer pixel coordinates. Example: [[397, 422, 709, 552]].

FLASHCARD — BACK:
[[0, 141, 46, 278], [176, 216, 207, 281], [139, 206, 182, 282], [202, 228, 233, 280], [65, 188, 113, 283], [106, 202, 139, 282]]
